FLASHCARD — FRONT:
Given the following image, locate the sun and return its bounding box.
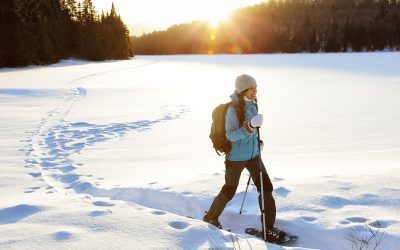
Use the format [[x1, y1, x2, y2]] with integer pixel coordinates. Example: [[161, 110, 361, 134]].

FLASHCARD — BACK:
[[208, 17, 224, 28], [204, 12, 231, 28]]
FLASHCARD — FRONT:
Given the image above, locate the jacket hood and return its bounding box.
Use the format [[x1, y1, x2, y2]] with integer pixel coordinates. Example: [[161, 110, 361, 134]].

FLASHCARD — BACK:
[[230, 91, 240, 104]]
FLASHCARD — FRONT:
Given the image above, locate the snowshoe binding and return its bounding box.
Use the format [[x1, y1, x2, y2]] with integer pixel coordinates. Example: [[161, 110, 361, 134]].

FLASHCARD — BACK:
[[245, 227, 298, 246]]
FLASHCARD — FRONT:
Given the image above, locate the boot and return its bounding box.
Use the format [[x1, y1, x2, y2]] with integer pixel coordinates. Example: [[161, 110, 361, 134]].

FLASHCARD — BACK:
[[260, 215, 287, 244], [203, 192, 230, 229], [264, 227, 287, 244], [203, 213, 222, 229]]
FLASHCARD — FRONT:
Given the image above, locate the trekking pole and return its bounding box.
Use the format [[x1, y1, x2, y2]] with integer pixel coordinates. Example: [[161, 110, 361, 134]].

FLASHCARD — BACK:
[[257, 127, 267, 242], [239, 175, 251, 214]]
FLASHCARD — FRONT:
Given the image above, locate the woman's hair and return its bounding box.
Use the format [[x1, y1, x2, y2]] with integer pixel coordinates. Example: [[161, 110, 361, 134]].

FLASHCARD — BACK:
[[237, 90, 246, 126]]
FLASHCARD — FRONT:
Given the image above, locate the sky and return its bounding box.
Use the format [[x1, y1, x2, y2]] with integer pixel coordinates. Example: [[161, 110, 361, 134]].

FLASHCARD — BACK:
[[91, 0, 264, 36]]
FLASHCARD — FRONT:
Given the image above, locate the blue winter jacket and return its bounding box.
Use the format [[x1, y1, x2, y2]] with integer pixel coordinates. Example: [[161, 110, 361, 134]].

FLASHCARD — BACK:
[[225, 91, 259, 161]]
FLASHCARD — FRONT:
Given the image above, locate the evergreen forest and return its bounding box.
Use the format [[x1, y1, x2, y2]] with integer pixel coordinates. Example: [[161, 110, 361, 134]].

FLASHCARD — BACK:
[[132, 0, 400, 55], [0, 0, 132, 67]]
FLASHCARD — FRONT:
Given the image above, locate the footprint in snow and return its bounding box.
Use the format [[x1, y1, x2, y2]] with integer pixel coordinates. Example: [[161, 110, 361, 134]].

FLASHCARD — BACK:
[[89, 210, 112, 217], [92, 201, 115, 207], [58, 174, 80, 184], [151, 210, 167, 215], [369, 220, 392, 229], [300, 216, 317, 222], [59, 165, 76, 173], [28, 172, 42, 178], [274, 187, 291, 197], [168, 221, 190, 230], [322, 175, 337, 178], [0, 204, 42, 224], [25, 187, 40, 193], [346, 217, 368, 223], [40, 161, 58, 168], [320, 195, 351, 209], [23, 103, 190, 202], [53, 231, 73, 241]]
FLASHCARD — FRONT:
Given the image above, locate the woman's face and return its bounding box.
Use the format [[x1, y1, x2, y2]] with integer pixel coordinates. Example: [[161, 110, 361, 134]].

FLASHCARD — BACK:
[[244, 86, 257, 100]]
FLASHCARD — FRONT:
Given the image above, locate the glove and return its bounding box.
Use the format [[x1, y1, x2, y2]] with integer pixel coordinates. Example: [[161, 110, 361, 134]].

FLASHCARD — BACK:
[[250, 114, 263, 128], [243, 121, 255, 135]]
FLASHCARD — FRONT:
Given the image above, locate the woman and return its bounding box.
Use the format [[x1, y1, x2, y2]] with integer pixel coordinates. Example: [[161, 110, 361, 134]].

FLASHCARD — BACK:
[[203, 74, 286, 243]]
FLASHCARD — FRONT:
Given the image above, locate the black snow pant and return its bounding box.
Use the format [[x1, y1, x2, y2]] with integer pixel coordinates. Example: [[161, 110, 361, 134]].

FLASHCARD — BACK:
[[206, 156, 276, 228]]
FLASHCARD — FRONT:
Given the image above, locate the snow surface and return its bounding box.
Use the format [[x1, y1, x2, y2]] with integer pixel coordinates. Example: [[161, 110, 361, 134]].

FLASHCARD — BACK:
[[1, 53, 400, 249]]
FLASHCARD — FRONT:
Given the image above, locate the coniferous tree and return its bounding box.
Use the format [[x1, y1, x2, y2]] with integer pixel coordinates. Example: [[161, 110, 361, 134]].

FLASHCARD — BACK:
[[1, 0, 34, 67], [132, 0, 400, 55], [1, 0, 133, 67]]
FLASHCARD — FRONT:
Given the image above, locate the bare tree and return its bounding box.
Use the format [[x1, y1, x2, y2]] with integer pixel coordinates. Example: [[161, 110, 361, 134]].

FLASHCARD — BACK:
[[344, 220, 386, 250]]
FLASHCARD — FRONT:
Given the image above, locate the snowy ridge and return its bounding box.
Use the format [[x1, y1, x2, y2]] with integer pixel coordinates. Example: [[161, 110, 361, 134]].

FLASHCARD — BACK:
[[89, 187, 208, 218]]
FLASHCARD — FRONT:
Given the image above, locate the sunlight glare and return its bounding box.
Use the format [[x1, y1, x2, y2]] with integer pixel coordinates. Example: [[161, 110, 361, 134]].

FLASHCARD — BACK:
[[207, 14, 229, 28], [91, 0, 262, 35]]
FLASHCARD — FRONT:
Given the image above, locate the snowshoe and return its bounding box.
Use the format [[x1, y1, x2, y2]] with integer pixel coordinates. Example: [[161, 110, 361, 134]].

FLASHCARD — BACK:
[[245, 227, 298, 246]]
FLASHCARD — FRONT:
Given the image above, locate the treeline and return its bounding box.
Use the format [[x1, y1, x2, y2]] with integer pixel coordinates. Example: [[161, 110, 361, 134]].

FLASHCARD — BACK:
[[0, 0, 133, 68], [132, 0, 400, 54]]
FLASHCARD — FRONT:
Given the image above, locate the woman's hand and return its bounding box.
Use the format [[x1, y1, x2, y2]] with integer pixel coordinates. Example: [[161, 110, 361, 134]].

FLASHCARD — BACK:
[[250, 114, 263, 128]]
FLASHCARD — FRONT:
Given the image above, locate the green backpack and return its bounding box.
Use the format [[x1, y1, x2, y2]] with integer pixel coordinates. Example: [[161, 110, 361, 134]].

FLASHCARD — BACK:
[[210, 102, 239, 156]]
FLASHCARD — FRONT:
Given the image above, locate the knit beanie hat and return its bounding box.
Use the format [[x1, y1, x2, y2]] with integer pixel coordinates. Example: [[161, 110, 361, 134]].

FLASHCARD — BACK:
[[235, 74, 257, 94]]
